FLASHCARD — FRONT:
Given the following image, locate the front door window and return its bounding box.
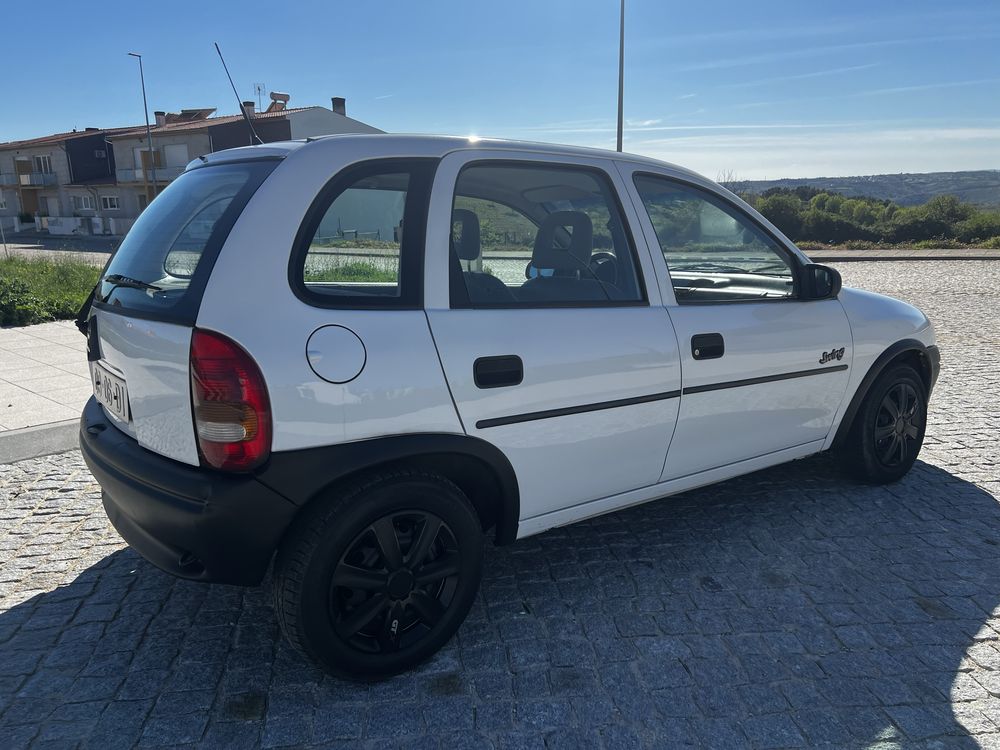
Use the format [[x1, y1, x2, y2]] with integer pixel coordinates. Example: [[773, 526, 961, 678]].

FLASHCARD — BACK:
[[633, 175, 795, 302]]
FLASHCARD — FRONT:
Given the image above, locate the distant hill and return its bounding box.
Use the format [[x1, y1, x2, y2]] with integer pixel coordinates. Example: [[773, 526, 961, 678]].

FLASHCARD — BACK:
[[740, 170, 1000, 207]]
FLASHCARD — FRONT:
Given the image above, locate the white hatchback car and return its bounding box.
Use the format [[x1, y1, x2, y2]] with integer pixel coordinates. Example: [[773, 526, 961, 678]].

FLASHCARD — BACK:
[[79, 134, 939, 677]]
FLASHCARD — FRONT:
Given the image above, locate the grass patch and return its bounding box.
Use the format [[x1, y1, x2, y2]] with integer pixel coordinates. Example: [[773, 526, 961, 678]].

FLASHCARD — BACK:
[[303, 261, 398, 283], [0, 256, 100, 326]]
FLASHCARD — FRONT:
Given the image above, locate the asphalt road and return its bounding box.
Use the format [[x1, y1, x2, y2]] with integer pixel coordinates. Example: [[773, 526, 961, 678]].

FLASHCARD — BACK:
[[0, 260, 998, 749]]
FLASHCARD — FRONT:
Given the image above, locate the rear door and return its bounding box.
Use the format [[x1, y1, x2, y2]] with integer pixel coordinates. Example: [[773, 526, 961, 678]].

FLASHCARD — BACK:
[[425, 151, 682, 521], [621, 168, 853, 478], [87, 159, 276, 465]]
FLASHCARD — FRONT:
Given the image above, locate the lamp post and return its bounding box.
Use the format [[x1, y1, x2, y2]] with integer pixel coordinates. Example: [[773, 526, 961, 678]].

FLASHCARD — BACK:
[[616, 0, 625, 152], [127, 52, 157, 199]]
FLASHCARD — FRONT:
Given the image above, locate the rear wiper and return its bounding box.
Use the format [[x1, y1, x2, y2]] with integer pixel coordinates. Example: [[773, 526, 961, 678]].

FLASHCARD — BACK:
[[101, 274, 163, 293]]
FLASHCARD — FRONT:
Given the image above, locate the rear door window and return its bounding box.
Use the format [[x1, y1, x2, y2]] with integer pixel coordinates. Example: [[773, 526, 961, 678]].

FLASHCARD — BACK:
[[96, 160, 276, 322]]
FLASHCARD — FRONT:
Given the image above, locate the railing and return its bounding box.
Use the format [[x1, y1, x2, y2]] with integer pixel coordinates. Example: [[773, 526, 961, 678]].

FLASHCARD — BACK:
[[0, 173, 16, 186], [18, 172, 57, 186], [115, 166, 185, 183]]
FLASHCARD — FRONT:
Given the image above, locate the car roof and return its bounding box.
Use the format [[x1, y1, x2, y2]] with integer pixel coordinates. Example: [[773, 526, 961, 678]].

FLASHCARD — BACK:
[[196, 133, 707, 182]]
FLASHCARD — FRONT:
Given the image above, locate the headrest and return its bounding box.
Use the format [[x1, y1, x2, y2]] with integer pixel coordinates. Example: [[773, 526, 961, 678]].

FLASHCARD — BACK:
[[452, 209, 481, 261], [532, 211, 593, 271]]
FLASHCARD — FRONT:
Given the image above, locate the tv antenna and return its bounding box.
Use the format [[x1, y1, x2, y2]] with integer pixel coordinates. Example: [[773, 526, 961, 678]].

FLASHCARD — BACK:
[[214, 42, 262, 146], [253, 82, 266, 110]]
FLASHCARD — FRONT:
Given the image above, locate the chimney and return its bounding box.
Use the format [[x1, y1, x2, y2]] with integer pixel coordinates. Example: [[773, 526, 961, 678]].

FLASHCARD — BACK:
[[242, 100, 255, 116], [154, 111, 166, 127], [331, 97, 347, 116]]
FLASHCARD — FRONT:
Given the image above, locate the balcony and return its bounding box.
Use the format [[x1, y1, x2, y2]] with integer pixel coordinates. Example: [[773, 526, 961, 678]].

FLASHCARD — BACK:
[[18, 172, 57, 187], [0, 173, 16, 186], [116, 166, 185, 183]]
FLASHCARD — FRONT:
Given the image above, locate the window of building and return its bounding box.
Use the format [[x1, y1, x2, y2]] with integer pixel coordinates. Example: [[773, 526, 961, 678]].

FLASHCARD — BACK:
[[450, 162, 645, 307], [0, 194, 6, 210], [73, 195, 95, 211], [33, 155, 53, 174], [101, 195, 120, 211], [633, 174, 795, 303]]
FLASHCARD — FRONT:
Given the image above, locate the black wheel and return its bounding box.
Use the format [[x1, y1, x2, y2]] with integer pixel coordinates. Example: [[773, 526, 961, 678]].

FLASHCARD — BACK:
[[841, 363, 927, 484], [272, 470, 483, 678]]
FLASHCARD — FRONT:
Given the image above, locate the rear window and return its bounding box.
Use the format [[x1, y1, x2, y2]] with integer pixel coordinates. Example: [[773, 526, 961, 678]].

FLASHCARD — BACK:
[[96, 159, 276, 322]]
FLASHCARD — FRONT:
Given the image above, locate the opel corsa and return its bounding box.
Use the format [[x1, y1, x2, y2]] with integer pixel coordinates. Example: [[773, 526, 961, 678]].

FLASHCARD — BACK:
[[79, 135, 939, 677]]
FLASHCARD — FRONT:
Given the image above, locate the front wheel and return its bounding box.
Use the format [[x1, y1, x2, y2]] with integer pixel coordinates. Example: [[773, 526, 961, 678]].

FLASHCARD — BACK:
[[841, 363, 928, 484], [273, 470, 483, 678]]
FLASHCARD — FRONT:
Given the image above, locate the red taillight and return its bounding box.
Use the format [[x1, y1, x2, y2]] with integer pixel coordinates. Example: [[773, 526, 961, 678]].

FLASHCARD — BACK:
[[190, 329, 271, 471]]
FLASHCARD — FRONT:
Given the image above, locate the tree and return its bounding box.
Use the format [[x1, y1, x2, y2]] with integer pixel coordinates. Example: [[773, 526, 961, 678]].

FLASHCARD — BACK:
[[756, 194, 803, 238]]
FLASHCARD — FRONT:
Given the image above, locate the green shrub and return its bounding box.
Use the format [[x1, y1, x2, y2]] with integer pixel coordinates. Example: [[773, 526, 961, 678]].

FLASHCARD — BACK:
[[0, 257, 100, 326], [799, 209, 872, 244], [954, 212, 1000, 243], [743, 187, 1000, 247]]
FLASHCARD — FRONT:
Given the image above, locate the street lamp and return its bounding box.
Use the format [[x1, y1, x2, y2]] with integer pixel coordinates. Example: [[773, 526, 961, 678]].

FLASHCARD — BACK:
[[127, 52, 157, 199], [616, 0, 625, 152]]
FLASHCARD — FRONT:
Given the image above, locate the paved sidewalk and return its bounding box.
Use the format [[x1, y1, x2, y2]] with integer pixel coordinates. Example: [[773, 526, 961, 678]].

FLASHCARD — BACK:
[[0, 322, 90, 432]]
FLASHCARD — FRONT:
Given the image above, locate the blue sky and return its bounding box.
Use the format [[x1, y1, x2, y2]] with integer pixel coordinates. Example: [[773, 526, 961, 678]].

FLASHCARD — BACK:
[[2, 0, 998, 178]]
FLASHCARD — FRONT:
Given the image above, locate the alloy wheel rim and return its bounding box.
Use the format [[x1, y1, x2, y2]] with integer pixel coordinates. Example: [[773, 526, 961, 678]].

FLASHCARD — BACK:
[[329, 511, 460, 654], [874, 382, 922, 467]]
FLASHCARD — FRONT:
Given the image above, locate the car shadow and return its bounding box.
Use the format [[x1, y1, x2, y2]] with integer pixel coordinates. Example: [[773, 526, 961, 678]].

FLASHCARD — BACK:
[[1, 454, 998, 747]]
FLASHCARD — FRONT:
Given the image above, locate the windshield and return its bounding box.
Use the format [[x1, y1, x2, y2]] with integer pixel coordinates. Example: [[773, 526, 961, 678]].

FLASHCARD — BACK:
[[97, 159, 276, 321]]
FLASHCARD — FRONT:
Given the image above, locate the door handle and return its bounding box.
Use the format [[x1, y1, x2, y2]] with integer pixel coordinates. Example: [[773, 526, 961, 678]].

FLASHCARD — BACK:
[[691, 333, 724, 360], [474, 355, 523, 389]]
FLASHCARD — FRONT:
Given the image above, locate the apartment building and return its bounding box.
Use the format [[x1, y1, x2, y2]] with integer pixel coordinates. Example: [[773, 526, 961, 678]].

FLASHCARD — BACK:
[[0, 95, 381, 235], [0, 126, 144, 234]]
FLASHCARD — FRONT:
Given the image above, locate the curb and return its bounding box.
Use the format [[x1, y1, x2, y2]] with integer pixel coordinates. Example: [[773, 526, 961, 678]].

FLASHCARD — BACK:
[[811, 255, 999, 263], [0, 420, 79, 464]]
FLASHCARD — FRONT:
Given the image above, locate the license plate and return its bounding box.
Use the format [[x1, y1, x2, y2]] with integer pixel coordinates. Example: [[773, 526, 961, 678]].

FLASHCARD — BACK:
[[92, 362, 130, 423]]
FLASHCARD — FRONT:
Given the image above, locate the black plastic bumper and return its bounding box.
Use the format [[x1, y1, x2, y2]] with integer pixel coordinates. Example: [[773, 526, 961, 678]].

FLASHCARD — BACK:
[[80, 397, 297, 585]]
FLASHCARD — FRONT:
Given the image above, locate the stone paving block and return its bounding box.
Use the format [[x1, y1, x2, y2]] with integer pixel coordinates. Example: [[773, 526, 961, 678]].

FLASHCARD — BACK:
[[1, 261, 1000, 746]]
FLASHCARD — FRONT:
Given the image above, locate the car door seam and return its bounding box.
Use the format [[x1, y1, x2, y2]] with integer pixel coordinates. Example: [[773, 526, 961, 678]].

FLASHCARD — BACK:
[[423, 310, 467, 434]]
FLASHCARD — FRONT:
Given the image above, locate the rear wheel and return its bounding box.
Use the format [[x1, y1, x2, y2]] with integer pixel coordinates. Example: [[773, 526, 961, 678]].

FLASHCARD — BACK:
[[273, 470, 483, 678], [841, 363, 927, 484]]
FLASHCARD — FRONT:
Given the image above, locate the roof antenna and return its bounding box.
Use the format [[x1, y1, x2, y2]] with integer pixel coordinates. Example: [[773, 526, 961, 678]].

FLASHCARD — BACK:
[[214, 42, 262, 146]]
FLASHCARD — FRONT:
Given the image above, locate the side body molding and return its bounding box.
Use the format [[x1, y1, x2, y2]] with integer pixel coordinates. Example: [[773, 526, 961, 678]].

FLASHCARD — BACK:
[[831, 338, 940, 449], [256, 433, 521, 545]]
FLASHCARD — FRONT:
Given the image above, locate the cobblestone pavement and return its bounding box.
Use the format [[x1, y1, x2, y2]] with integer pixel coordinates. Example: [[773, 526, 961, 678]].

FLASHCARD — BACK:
[[1, 261, 998, 749]]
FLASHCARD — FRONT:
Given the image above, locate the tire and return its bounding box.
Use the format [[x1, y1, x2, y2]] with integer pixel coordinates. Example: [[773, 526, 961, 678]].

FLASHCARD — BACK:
[[272, 470, 483, 678], [841, 363, 928, 484]]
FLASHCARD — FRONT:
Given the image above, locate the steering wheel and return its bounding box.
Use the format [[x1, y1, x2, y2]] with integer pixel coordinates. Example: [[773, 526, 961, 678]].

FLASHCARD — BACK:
[[589, 251, 619, 286]]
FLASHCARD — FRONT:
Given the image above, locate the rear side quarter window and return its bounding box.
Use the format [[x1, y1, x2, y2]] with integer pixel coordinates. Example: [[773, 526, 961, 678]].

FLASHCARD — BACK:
[[290, 159, 437, 309]]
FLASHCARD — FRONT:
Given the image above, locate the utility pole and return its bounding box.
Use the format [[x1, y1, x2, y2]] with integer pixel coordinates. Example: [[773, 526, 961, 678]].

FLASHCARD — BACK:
[[616, 0, 625, 152], [128, 52, 157, 201]]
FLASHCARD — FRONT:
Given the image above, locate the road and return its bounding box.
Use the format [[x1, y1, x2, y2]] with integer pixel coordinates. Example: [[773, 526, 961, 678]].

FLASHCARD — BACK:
[[0, 260, 998, 748]]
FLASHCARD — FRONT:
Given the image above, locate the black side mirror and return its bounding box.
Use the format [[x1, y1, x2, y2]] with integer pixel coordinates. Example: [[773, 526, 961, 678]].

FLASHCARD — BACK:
[[800, 263, 842, 300]]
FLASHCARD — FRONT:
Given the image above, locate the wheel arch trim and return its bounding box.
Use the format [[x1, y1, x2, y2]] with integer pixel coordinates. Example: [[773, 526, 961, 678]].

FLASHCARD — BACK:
[[831, 338, 938, 449], [256, 433, 521, 545]]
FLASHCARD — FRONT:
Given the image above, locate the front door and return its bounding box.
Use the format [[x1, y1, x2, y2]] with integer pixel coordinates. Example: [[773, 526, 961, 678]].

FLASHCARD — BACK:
[[624, 170, 853, 479], [426, 152, 682, 522]]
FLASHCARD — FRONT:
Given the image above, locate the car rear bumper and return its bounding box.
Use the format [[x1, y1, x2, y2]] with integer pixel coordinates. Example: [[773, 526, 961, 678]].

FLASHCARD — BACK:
[[80, 397, 297, 585]]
